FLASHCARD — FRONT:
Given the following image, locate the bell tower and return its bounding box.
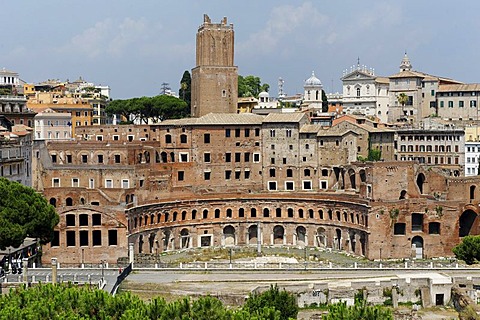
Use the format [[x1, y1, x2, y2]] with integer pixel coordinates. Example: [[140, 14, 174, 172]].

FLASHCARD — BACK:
[[191, 14, 238, 117]]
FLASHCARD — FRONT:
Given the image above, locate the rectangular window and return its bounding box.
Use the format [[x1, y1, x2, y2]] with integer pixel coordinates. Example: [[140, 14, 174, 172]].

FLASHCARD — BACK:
[[320, 180, 328, 189], [412, 213, 423, 232], [178, 171, 184, 181], [235, 128, 241, 137], [448, 101, 453, 108], [51, 154, 57, 163], [79, 214, 88, 226], [72, 178, 79, 187], [97, 154, 104, 163], [253, 153, 260, 163], [89, 178, 95, 189], [66, 214, 75, 226], [92, 230, 102, 246], [270, 129, 275, 137], [268, 181, 277, 191], [440, 101, 444, 108], [113, 135, 119, 141], [66, 231, 76, 247], [108, 230, 118, 246], [66, 154, 72, 163], [244, 170, 250, 179], [225, 129, 231, 137], [244, 153, 250, 162], [51, 231, 60, 247], [105, 179, 113, 188], [204, 152, 211, 163], [285, 181, 294, 190], [286, 129, 292, 137], [235, 152, 241, 162], [204, 171, 211, 180], [114, 154, 121, 163], [204, 133, 211, 143], [255, 128, 260, 136], [394, 223, 406, 235], [122, 179, 129, 189], [302, 180, 312, 190], [52, 178, 60, 187], [244, 129, 250, 137], [225, 153, 231, 162], [225, 170, 232, 180], [235, 170, 241, 179], [92, 214, 101, 226], [459, 101, 464, 108], [471, 100, 477, 108], [179, 152, 189, 162], [82, 154, 88, 163]]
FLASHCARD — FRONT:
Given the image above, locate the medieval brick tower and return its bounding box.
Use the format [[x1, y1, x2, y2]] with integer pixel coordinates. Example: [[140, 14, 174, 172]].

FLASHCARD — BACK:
[[191, 15, 238, 117]]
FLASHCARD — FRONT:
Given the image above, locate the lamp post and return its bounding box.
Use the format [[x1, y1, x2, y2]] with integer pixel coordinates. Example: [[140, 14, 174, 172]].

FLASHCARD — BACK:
[[101, 260, 105, 282]]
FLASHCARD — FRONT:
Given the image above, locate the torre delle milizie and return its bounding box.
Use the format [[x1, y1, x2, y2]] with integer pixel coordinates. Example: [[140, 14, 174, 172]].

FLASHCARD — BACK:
[[35, 15, 480, 265]]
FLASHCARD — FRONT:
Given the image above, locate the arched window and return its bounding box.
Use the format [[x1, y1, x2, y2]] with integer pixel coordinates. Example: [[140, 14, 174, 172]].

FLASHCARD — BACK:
[[49, 198, 57, 207], [66, 197, 73, 206], [356, 88, 361, 97]]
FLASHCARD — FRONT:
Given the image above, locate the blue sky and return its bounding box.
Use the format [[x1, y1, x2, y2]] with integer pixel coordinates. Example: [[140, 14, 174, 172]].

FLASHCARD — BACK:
[[2, 1, 479, 99]]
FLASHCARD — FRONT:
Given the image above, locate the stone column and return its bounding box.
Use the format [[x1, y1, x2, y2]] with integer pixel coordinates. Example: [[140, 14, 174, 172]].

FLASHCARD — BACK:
[[22, 258, 28, 284], [51, 258, 57, 284], [128, 243, 134, 265]]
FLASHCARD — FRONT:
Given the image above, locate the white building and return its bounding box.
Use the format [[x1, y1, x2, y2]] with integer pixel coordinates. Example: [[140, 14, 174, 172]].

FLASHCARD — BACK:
[[465, 141, 480, 176], [34, 108, 72, 140], [341, 61, 390, 123]]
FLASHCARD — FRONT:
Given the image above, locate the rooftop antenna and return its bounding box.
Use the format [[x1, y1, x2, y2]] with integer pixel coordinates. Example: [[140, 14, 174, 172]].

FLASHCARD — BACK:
[[278, 77, 285, 98]]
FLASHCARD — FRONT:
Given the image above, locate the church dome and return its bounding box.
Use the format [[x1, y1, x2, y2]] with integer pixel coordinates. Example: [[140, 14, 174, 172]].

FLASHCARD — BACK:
[[304, 71, 322, 87]]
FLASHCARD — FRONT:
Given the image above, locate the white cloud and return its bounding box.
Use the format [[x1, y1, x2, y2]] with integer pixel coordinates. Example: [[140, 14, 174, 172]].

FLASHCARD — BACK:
[[238, 2, 329, 55], [57, 17, 162, 59]]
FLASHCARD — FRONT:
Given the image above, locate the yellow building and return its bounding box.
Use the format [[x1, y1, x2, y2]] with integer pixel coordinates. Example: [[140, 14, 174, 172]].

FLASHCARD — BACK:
[[465, 125, 480, 142]]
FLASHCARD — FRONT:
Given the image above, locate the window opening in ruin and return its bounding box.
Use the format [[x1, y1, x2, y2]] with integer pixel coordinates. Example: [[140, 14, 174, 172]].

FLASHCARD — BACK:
[[79, 214, 88, 226], [215, 209, 220, 219], [428, 222, 440, 234], [412, 213, 424, 232], [226, 209, 232, 218], [399, 190, 407, 200], [51, 154, 57, 163], [225, 129, 231, 137], [108, 230, 118, 245], [268, 181, 277, 190], [192, 210, 197, 220], [80, 230, 88, 246], [470, 185, 476, 201], [178, 171, 184, 181], [285, 181, 294, 190], [416, 173, 425, 194], [50, 198, 57, 207], [251, 208, 257, 218], [66, 231, 76, 247], [91, 201, 100, 206], [51, 231, 60, 247], [165, 134, 172, 143], [67, 154, 72, 163], [288, 208, 294, 218], [459, 209, 477, 237], [263, 208, 270, 217], [182, 211, 187, 220], [319, 210, 324, 219], [204, 133, 210, 143], [239, 208, 245, 218], [393, 223, 406, 235], [336, 211, 341, 221], [66, 197, 73, 206], [303, 181, 312, 190], [173, 212, 178, 221], [180, 134, 187, 143], [114, 154, 121, 163], [328, 210, 333, 220], [92, 214, 101, 226], [298, 209, 304, 218], [203, 209, 208, 219], [276, 208, 282, 218]]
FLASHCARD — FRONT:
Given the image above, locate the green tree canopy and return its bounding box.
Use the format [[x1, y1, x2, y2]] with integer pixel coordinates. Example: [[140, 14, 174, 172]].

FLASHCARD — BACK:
[[238, 75, 270, 98], [243, 285, 298, 320], [179, 70, 191, 110], [322, 301, 393, 320], [0, 283, 286, 319], [0, 178, 59, 250], [105, 95, 189, 124], [453, 235, 480, 265], [397, 93, 409, 106]]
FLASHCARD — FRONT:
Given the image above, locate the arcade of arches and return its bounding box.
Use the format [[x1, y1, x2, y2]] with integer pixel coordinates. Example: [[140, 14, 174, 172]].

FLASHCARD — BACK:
[[127, 198, 369, 257]]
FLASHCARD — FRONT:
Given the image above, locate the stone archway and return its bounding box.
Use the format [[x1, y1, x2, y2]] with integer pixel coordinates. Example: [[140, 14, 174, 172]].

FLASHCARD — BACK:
[[412, 236, 424, 259], [316, 227, 327, 248], [223, 225, 235, 246], [459, 209, 477, 237], [296, 226, 306, 247], [416, 173, 426, 194], [180, 228, 190, 249], [273, 225, 284, 245], [248, 225, 258, 245]]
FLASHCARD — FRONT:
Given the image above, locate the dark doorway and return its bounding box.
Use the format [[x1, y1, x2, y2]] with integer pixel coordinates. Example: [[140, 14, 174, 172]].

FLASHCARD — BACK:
[[416, 173, 426, 194], [459, 210, 477, 237]]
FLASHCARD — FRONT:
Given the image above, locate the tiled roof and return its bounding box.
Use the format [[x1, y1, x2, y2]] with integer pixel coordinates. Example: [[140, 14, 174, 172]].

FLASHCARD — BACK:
[[438, 83, 480, 92], [160, 113, 265, 126], [389, 70, 427, 79], [316, 126, 359, 137], [299, 124, 322, 133], [375, 77, 390, 84], [263, 112, 306, 123]]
